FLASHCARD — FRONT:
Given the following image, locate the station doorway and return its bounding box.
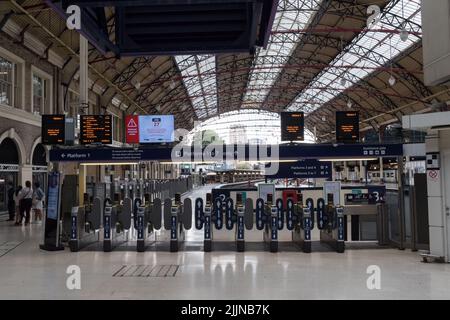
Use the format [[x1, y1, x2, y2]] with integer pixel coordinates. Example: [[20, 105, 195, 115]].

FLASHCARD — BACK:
[[32, 143, 48, 194], [0, 138, 19, 215]]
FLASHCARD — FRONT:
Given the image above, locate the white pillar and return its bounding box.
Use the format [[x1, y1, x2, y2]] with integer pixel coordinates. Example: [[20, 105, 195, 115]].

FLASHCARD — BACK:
[[360, 161, 366, 183], [426, 130, 446, 259], [78, 165, 86, 206], [379, 158, 384, 183], [19, 164, 33, 186]]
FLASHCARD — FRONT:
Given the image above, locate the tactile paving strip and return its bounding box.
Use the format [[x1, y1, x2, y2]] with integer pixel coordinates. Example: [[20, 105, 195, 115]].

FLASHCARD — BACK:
[[113, 264, 179, 277]]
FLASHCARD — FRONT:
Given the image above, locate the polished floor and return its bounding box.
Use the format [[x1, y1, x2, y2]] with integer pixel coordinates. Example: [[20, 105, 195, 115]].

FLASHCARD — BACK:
[[0, 186, 449, 300]]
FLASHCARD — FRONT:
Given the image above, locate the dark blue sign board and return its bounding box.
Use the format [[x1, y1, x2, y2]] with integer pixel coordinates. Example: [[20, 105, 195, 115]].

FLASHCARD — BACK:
[[40, 172, 64, 251], [50, 144, 403, 163], [266, 160, 332, 179]]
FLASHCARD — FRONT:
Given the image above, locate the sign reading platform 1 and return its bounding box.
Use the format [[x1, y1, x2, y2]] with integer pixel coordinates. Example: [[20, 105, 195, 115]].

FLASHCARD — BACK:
[[80, 115, 112, 145], [50, 143, 403, 163], [266, 160, 332, 179]]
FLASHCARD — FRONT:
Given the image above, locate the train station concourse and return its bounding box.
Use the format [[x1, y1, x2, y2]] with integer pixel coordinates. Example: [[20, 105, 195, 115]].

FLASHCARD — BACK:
[[1, 0, 450, 306]]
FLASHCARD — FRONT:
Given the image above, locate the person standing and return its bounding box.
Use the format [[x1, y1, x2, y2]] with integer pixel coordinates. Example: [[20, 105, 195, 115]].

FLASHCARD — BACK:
[[32, 182, 45, 222], [19, 181, 33, 226], [14, 185, 22, 225], [6, 181, 15, 221]]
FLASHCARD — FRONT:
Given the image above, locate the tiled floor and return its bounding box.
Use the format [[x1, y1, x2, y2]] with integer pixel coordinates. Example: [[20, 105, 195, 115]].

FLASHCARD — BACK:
[[0, 186, 449, 300]]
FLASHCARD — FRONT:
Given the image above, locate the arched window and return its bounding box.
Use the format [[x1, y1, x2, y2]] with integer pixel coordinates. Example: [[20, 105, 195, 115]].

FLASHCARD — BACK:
[[32, 144, 47, 166], [0, 138, 19, 164]]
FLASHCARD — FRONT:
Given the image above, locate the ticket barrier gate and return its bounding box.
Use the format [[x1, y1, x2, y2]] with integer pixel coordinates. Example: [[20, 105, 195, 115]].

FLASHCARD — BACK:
[[69, 194, 102, 252], [289, 195, 315, 253], [163, 193, 192, 252], [256, 194, 282, 253], [318, 195, 345, 253], [195, 193, 253, 252], [194, 193, 219, 252], [134, 195, 163, 252], [103, 195, 132, 252]]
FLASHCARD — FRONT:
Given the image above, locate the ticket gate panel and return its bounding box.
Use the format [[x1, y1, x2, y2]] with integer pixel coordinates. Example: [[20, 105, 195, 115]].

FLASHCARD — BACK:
[[89, 197, 102, 230], [195, 198, 204, 229], [276, 199, 284, 230], [214, 197, 224, 230], [182, 198, 192, 230], [119, 197, 132, 230], [136, 205, 147, 252], [255, 198, 265, 230], [286, 199, 295, 231], [225, 198, 234, 230], [151, 198, 162, 230], [244, 198, 254, 230], [306, 198, 315, 228], [317, 198, 325, 230], [163, 198, 172, 230]]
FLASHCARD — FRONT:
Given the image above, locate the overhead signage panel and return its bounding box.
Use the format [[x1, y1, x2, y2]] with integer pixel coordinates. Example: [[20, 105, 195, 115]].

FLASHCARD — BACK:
[[42, 115, 65, 145], [265, 160, 332, 179], [50, 143, 403, 163], [281, 112, 305, 142], [336, 111, 359, 143], [80, 115, 112, 145]]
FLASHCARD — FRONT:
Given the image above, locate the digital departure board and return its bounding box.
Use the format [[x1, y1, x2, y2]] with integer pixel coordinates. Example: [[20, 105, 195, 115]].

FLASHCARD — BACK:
[[41, 115, 65, 145], [80, 115, 112, 145], [336, 111, 360, 143], [280, 112, 304, 141]]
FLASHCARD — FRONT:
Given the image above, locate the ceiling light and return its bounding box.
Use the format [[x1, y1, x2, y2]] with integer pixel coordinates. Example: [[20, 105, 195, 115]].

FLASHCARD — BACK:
[[388, 74, 396, 86], [340, 78, 347, 86], [400, 28, 409, 42], [347, 100, 353, 108], [134, 81, 141, 90]]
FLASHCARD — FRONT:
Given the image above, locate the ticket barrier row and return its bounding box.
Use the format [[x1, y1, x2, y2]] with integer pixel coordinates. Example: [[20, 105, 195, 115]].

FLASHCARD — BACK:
[[69, 192, 192, 253], [194, 192, 345, 253], [69, 191, 344, 253]]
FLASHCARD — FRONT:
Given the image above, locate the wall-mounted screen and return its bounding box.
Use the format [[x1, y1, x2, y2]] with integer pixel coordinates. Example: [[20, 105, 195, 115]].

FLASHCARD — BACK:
[[336, 111, 359, 143], [280, 112, 304, 142], [41, 115, 65, 145], [125, 115, 174, 144], [80, 115, 112, 145]]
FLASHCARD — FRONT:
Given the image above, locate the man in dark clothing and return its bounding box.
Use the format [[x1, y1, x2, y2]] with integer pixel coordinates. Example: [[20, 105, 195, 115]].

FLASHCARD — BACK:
[[7, 181, 15, 221]]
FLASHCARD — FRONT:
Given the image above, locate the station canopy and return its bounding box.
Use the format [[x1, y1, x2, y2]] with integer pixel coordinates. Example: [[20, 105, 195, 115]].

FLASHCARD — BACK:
[[1, 0, 449, 142]]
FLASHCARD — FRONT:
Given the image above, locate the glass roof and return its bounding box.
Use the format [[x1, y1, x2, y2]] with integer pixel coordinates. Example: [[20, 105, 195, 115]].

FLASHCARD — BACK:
[[241, 1, 321, 108], [188, 109, 315, 145], [175, 55, 217, 119], [288, 0, 422, 113]]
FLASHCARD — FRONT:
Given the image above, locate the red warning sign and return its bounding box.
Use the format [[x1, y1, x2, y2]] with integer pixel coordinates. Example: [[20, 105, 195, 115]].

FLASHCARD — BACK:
[[125, 115, 140, 144]]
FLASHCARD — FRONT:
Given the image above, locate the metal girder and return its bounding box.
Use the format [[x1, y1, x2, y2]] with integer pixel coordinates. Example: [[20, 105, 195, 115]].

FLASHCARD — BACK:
[[286, 0, 423, 113], [101, 56, 154, 106]]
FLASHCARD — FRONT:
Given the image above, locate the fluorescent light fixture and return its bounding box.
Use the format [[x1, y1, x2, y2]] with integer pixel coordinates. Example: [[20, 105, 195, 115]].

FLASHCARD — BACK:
[[80, 162, 139, 166], [160, 161, 217, 165], [319, 158, 378, 162]]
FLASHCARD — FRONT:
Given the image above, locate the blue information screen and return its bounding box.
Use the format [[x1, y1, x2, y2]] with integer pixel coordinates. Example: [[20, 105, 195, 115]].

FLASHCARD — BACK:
[[139, 115, 174, 143], [46, 172, 60, 220]]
